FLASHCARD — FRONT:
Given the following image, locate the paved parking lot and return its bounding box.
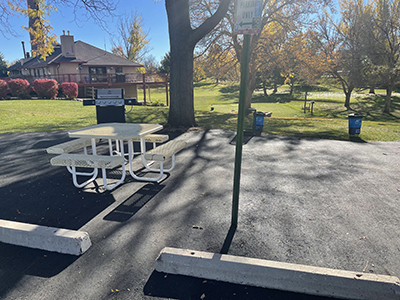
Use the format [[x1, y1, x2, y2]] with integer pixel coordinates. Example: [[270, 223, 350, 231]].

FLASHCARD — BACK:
[[0, 128, 399, 299]]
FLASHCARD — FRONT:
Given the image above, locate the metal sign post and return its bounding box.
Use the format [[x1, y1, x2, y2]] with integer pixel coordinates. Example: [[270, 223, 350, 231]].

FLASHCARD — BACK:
[[231, 0, 262, 227], [231, 34, 251, 227]]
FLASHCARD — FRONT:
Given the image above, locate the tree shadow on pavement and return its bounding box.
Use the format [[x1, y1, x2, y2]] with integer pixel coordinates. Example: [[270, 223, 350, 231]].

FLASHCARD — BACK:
[[103, 183, 165, 222], [143, 271, 342, 300], [0, 169, 116, 230], [0, 243, 77, 298]]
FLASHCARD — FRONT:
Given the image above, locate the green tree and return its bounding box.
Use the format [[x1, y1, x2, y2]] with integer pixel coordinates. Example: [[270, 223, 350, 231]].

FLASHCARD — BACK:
[[159, 52, 171, 74], [10, 0, 58, 59], [368, 0, 400, 113], [0, 52, 7, 77], [203, 44, 236, 83], [255, 22, 287, 95], [314, 0, 370, 110], [199, 0, 331, 109], [193, 55, 206, 82], [111, 10, 151, 62]]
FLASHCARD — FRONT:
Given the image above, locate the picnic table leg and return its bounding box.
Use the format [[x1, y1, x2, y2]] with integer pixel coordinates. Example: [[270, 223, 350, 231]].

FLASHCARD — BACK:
[[66, 166, 97, 177], [71, 166, 98, 188], [64, 137, 98, 177], [139, 136, 172, 171], [90, 138, 97, 155], [139, 137, 154, 169], [108, 139, 113, 155], [67, 138, 99, 188], [142, 155, 176, 173], [102, 139, 126, 190], [128, 139, 164, 182]]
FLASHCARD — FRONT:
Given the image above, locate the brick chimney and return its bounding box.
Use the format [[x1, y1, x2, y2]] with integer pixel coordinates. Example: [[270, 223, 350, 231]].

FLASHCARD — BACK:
[[60, 30, 76, 58]]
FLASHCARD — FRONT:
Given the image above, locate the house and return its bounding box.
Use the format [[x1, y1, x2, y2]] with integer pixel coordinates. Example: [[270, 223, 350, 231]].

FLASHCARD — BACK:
[[7, 31, 168, 100]]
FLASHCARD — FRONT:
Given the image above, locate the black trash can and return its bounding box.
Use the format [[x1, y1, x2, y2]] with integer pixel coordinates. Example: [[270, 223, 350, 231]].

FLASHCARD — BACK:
[[348, 113, 363, 135]]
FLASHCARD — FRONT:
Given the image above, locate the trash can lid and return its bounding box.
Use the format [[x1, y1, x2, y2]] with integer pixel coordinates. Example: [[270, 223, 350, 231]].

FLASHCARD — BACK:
[[348, 113, 363, 118], [256, 111, 266, 116]]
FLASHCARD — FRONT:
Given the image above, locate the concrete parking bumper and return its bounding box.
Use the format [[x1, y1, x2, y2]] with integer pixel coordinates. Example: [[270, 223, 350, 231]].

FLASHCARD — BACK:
[[155, 247, 400, 300], [0, 219, 91, 256]]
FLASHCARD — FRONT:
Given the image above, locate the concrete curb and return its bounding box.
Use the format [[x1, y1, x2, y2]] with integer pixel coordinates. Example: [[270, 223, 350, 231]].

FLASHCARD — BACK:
[[155, 247, 400, 300], [0, 219, 91, 255]]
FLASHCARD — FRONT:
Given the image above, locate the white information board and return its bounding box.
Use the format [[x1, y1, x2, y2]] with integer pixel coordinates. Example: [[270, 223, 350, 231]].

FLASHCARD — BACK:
[[234, 0, 263, 35]]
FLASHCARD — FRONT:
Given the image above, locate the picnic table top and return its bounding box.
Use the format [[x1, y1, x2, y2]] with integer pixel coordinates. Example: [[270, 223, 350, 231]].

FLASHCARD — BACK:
[[68, 123, 163, 140]]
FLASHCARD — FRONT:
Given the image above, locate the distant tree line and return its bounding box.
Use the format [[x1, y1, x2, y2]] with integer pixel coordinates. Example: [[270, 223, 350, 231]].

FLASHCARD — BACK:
[[193, 0, 400, 113]]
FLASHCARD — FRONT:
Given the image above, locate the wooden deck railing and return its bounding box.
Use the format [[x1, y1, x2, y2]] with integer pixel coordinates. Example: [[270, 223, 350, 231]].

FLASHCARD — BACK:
[[1, 72, 169, 104], [3, 72, 167, 85]]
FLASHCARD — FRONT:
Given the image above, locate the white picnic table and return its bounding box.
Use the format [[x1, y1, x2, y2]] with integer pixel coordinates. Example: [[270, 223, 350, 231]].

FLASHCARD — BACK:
[[49, 123, 186, 190]]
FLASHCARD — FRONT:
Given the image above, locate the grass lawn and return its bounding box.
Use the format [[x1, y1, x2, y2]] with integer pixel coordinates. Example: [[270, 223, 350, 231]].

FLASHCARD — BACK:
[[1, 82, 399, 141]]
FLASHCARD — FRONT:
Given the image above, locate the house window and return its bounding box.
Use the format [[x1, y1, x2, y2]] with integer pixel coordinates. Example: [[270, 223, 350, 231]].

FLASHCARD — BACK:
[[89, 67, 106, 74], [116, 67, 123, 74], [89, 67, 107, 82]]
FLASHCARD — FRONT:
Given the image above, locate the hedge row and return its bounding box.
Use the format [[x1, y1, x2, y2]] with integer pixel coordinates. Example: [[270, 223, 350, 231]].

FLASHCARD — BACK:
[[0, 79, 78, 100]]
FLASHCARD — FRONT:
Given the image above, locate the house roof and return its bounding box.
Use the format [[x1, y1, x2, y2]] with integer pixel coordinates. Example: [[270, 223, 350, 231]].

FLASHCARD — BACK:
[[7, 45, 64, 70], [70, 41, 143, 67], [8, 40, 143, 70]]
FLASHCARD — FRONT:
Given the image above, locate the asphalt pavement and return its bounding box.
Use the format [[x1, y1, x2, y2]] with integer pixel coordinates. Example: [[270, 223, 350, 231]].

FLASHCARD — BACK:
[[0, 128, 399, 300]]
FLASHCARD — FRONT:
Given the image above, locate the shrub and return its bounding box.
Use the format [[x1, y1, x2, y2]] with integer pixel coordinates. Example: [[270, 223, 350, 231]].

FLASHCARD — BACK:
[[0, 80, 8, 99], [8, 79, 31, 99], [33, 79, 59, 99], [61, 82, 78, 99]]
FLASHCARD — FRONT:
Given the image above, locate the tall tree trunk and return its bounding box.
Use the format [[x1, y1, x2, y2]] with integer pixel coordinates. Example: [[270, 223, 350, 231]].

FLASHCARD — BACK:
[[369, 87, 375, 94], [344, 91, 352, 109], [340, 79, 353, 110], [27, 0, 39, 52], [169, 39, 197, 126], [304, 91, 308, 113], [383, 74, 396, 113], [273, 83, 278, 94], [384, 86, 392, 113], [263, 80, 268, 96], [289, 82, 294, 96], [166, 0, 231, 127]]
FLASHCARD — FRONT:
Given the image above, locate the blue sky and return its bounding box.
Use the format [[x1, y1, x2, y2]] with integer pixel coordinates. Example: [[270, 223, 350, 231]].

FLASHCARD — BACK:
[[0, 1, 170, 65]]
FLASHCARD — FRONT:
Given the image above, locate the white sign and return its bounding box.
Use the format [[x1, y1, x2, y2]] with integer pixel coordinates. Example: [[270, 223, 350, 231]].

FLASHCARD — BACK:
[[234, 0, 262, 35]]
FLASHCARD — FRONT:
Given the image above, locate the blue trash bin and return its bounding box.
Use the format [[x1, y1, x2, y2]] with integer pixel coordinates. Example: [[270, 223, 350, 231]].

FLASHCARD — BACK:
[[255, 112, 266, 132], [348, 113, 363, 135]]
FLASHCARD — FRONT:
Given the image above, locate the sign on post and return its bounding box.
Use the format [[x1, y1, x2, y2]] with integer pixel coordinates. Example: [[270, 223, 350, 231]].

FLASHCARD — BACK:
[[230, 1, 263, 229], [234, 0, 263, 35]]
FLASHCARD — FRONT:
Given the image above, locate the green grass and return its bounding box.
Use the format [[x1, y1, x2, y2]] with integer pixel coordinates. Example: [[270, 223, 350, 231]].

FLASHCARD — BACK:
[[1, 82, 399, 141], [0, 100, 97, 133]]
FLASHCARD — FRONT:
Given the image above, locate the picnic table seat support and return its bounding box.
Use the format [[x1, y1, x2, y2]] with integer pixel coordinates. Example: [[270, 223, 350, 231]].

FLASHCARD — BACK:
[[50, 152, 126, 190], [110, 134, 169, 156], [128, 140, 186, 182], [46, 138, 99, 154], [48, 138, 101, 178]]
